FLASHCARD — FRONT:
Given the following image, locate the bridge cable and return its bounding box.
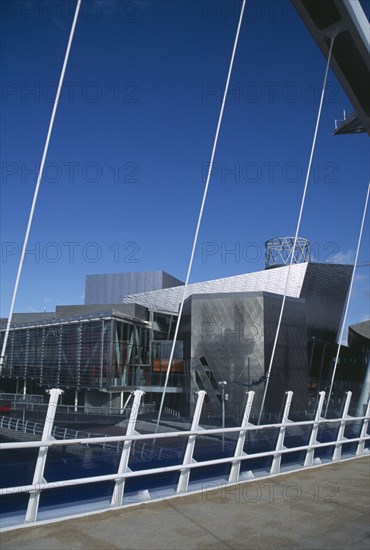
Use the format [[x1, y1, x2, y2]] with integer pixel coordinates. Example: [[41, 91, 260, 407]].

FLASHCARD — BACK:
[[325, 181, 369, 417], [0, 0, 82, 375], [257, 34, 336, 424], [155, 0, 247, 433]]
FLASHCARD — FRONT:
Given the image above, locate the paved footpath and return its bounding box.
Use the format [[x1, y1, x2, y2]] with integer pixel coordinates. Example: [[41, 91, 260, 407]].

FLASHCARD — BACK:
[[1, 456, 369, 550]]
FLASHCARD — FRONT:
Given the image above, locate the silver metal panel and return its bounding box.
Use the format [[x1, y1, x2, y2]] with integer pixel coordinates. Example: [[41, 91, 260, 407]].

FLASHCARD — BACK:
[[84, 271, 183, 305], [122, 263, 309, 313]]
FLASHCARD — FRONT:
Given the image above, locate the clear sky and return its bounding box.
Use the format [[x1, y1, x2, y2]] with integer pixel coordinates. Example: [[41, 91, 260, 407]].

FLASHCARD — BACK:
[[1, 0, 369, 336]]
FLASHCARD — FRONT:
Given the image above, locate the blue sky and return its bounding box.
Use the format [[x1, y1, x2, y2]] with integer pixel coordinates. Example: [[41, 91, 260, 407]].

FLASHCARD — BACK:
[[1, 0, 369, 335]]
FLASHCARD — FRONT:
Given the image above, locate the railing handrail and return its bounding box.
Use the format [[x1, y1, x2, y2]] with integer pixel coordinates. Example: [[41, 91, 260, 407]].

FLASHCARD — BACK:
[[1, 413, 369, 450], [0, 416, 90, 440], [0, 393, 44, 403], [9, 401, 155, 416], [0, 388, 369, 529], [0, 434, 368, 498]]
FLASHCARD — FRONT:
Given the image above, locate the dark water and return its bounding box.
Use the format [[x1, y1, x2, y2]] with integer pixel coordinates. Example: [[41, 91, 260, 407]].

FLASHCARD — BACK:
[[0, 441, 184, 516], [1, 423, 365, 518]]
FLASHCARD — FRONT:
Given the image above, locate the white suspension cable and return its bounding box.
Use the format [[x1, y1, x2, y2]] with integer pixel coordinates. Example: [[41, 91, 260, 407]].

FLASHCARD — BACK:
[[0, 0, 82, 375], [257, 34, 336, 424], [155, 0, 247, 432], [325, 181, 370, 417]]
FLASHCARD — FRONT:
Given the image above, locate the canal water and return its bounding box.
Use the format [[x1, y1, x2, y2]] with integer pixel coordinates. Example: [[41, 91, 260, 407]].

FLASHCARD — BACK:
[[0, 422, 363, 520]]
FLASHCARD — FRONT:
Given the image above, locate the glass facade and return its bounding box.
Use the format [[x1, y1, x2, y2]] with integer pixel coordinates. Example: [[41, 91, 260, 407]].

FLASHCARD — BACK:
[[308, 323, 370, 414], [0, 313, 185, 392], [0, 320, 111, 389], [111, 320, 150, 387]]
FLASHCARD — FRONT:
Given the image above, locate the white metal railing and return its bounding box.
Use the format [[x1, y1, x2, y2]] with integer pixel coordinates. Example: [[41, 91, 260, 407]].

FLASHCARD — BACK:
[[0, 393, 44, 403], [9, 400, 155, 416], [0, 415, 91, 440], [0, 388, 369, 529], [0, 414, 180, 461], [164, 406, 181, 418]]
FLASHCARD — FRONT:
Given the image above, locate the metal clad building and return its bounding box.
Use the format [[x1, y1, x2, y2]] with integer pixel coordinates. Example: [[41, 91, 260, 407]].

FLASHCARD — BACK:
[[0, 263, 355, 417], [121, 263, 310, 313], [84, 271, 184, 305], [181, 292, 308, 416]]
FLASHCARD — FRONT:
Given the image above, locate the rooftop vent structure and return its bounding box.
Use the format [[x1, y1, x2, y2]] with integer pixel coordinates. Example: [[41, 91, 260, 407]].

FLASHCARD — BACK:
[[265, 237, 311, 269]]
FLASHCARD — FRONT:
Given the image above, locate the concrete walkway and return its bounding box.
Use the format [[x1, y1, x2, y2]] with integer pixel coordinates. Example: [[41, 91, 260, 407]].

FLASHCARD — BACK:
[[1, 456, 369, 550]]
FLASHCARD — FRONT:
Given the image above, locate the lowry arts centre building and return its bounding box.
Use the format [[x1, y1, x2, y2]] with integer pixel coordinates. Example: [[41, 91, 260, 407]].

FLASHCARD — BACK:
[[3, 250, 367, 419]]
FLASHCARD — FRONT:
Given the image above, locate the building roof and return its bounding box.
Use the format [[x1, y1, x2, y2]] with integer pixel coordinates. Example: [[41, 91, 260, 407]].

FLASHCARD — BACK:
[[122, 263, 309, 313], [349, 319, 370, 340], [84, 271, 184, 305]]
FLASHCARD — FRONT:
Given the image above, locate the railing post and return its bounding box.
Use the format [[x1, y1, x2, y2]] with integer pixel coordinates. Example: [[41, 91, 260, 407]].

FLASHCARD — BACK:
[[228, 391, 255, 483], [270, 391, 293, 475], [356, 397, 370, 456], [177, 390, 206, 493], [111, 390, 144, 507], [25, 388, 63, 524], [332, 391, 352, 462], [304, 391, 325, 468]]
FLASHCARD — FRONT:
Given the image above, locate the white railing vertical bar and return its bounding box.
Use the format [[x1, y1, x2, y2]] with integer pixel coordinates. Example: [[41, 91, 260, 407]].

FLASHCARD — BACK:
[[177, 391, 206, 493], [111, 390, 144, 507], [332, 391, 352, 462], [228, 391, 255, 483], [25, 389, 63, 523], [356, 397, 370, 456], [270, 391, 293, 475], [304, 391, 325, 468]]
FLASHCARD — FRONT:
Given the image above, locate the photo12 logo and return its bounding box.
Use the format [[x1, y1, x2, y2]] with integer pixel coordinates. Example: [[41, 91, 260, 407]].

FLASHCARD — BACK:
[[201, 481, 340, 504], [202, 242, 263, 264], [202, 161, 340, 185], [1, 241, 140, 264], [201, 81, 339, 105], [1, 161, 140, 185], [1, 1, 142, 25], [201, 241, 341, 264], [201, 1, 299, 24], [1, 81, 140, 105]]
